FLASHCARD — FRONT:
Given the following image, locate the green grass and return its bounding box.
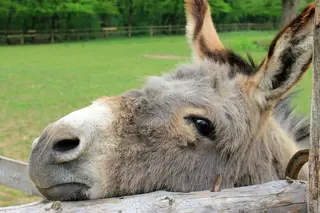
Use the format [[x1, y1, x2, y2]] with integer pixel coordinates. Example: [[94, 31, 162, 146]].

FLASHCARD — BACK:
[[0, 31, 312, 207]]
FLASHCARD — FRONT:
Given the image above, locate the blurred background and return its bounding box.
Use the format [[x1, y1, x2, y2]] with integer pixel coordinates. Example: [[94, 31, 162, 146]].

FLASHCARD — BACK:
[[0, 0, 313, 207]]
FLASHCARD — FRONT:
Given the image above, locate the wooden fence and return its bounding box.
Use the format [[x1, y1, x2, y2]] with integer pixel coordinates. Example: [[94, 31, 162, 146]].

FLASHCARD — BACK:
[[0, 23, 276, 45], [0, 155, 311, 212]]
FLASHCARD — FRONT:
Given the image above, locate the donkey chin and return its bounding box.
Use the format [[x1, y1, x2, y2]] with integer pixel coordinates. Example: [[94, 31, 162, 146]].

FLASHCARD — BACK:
[[28, 136, 97, 201], [37, 183, 89, 201]]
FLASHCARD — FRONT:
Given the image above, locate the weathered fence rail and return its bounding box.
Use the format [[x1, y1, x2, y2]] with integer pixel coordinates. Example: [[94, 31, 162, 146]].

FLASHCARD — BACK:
[[0, 155, 311, 212], [0, 23, 276, 45], [0, 156, 41, 197], [1, 155, 308, 212], [0, 180, 308, 213]]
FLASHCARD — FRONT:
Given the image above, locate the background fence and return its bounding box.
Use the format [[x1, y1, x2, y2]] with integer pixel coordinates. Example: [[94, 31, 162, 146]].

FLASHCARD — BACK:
[[0, 23, 276, 45]]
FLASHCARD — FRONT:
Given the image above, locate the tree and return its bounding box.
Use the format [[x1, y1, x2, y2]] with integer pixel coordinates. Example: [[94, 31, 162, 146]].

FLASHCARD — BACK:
[[94, 0, 118, 27], [0, 0, 28, 30], [281, 0, 299, 27], [57, 0, 97, 29], [0, 0, 314, 34]]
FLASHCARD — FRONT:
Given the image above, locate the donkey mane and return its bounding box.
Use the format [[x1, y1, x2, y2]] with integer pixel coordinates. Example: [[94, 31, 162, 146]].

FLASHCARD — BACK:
[[273, 92, 310, 146], [198, 46, 258, 78]]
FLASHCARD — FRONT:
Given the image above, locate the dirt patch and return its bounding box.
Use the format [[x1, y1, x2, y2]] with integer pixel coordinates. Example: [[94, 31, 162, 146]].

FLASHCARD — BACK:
[[143, 54, 189, 60]]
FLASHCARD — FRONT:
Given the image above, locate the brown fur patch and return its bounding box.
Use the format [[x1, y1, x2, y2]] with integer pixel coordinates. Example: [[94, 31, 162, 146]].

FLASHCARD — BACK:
[[198, 37, 256, 77], [170, 108, 208, 147], [252, 103, 276, 142], [267, 58, 312, 101], [105, 97, 136, 136], [199, 7, 224, 51], [185, 0, 208, 41], [267, 4, 315, 60], [243, 3, 314, 110], [185, 0, 224, 61]]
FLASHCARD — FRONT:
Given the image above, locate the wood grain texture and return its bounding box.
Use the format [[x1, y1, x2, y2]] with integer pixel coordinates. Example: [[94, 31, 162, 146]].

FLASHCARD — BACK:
[[0, 180, 308, 213], [0, 156, 41, 197], [309, 1, 320, 212]]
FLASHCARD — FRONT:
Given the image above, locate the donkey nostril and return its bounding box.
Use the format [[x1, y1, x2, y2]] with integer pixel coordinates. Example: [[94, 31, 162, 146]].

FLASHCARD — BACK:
[[53, 138, 80, 152]]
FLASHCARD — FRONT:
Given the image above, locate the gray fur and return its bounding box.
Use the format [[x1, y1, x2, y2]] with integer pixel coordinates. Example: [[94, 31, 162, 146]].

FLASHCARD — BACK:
[[273, 92, 310, 148], [27, 0, 314, 201], [29, 60, 310, 201]]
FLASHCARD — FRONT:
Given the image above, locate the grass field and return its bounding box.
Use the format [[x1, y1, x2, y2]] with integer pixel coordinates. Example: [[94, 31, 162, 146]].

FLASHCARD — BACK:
[[0, 31, 312, 207]]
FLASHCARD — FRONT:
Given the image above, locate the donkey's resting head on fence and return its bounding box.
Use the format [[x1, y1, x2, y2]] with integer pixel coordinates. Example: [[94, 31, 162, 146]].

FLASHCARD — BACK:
[[28, 0, 314, 201]]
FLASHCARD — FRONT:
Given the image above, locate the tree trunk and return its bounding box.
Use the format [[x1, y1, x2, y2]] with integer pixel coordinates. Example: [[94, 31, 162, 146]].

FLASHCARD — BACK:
[[0, 181, 308, 213], [128, 0, 134, 37], [281, 0, 299, 28], [308, 1, 320, 212], [51, 14, 59, 43], [6, 8, 14, 45], [66, 13, 72, 29], [100, 14, 108, 28], [52, 14, 60, 31], [31, 16, 36, 29], [66, 13, 72, 40], [6, 8, 13, 31]]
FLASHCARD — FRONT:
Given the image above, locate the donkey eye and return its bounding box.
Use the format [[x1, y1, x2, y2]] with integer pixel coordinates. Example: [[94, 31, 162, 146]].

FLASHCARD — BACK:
[[194, 118, 212, 136], [185, 116, 214, 138]]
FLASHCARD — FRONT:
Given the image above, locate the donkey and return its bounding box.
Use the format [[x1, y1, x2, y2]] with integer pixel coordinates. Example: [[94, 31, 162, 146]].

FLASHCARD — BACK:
[[28, 0, 314, 201]]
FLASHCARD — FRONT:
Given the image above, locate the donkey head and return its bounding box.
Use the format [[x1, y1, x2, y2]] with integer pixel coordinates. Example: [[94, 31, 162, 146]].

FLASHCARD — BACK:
[[28, 0, 314, 201]]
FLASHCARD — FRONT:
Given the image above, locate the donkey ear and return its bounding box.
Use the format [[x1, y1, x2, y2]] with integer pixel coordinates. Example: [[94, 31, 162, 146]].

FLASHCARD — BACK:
[[184, 0, 225, 63], [249, 3, 315, 103]]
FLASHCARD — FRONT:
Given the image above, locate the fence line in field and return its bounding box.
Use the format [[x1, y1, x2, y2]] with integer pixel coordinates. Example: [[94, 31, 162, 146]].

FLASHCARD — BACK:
[[0, 22, 276, 45]]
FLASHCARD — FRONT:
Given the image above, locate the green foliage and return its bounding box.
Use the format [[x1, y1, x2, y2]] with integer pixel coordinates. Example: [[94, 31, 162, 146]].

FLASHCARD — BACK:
[[208, 0, 232, 14], [299, 0, 314, 11], [95, 0, 119, 15], [0, 0, 11, 15], [0, 0, 313, 31], [58, 0, 96, 14]]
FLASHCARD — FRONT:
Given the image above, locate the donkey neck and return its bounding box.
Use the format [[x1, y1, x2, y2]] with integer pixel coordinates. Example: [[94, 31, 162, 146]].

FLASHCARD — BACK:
[[260, 117, 307, 180], [226, 116, 306, 188]]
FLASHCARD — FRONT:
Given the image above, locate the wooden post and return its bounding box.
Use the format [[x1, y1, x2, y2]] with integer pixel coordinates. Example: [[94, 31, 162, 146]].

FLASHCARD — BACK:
[[50, 30, 54, 43], [20, 30, 24, 45], [128, 26, 132, 38], [149, 26, 154, 36], [103, 29, 108, 39], [89, 29, 93, 40], [309, 1, 320, 212]]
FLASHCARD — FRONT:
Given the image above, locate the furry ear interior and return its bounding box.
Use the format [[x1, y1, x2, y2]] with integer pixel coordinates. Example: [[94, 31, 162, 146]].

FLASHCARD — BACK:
[[184, 0, 224, 63], [247, 3, 315, 103]]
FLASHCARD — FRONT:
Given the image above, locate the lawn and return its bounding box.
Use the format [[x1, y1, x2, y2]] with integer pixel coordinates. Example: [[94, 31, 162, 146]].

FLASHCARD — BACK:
[[0, 31, 312, 207]]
